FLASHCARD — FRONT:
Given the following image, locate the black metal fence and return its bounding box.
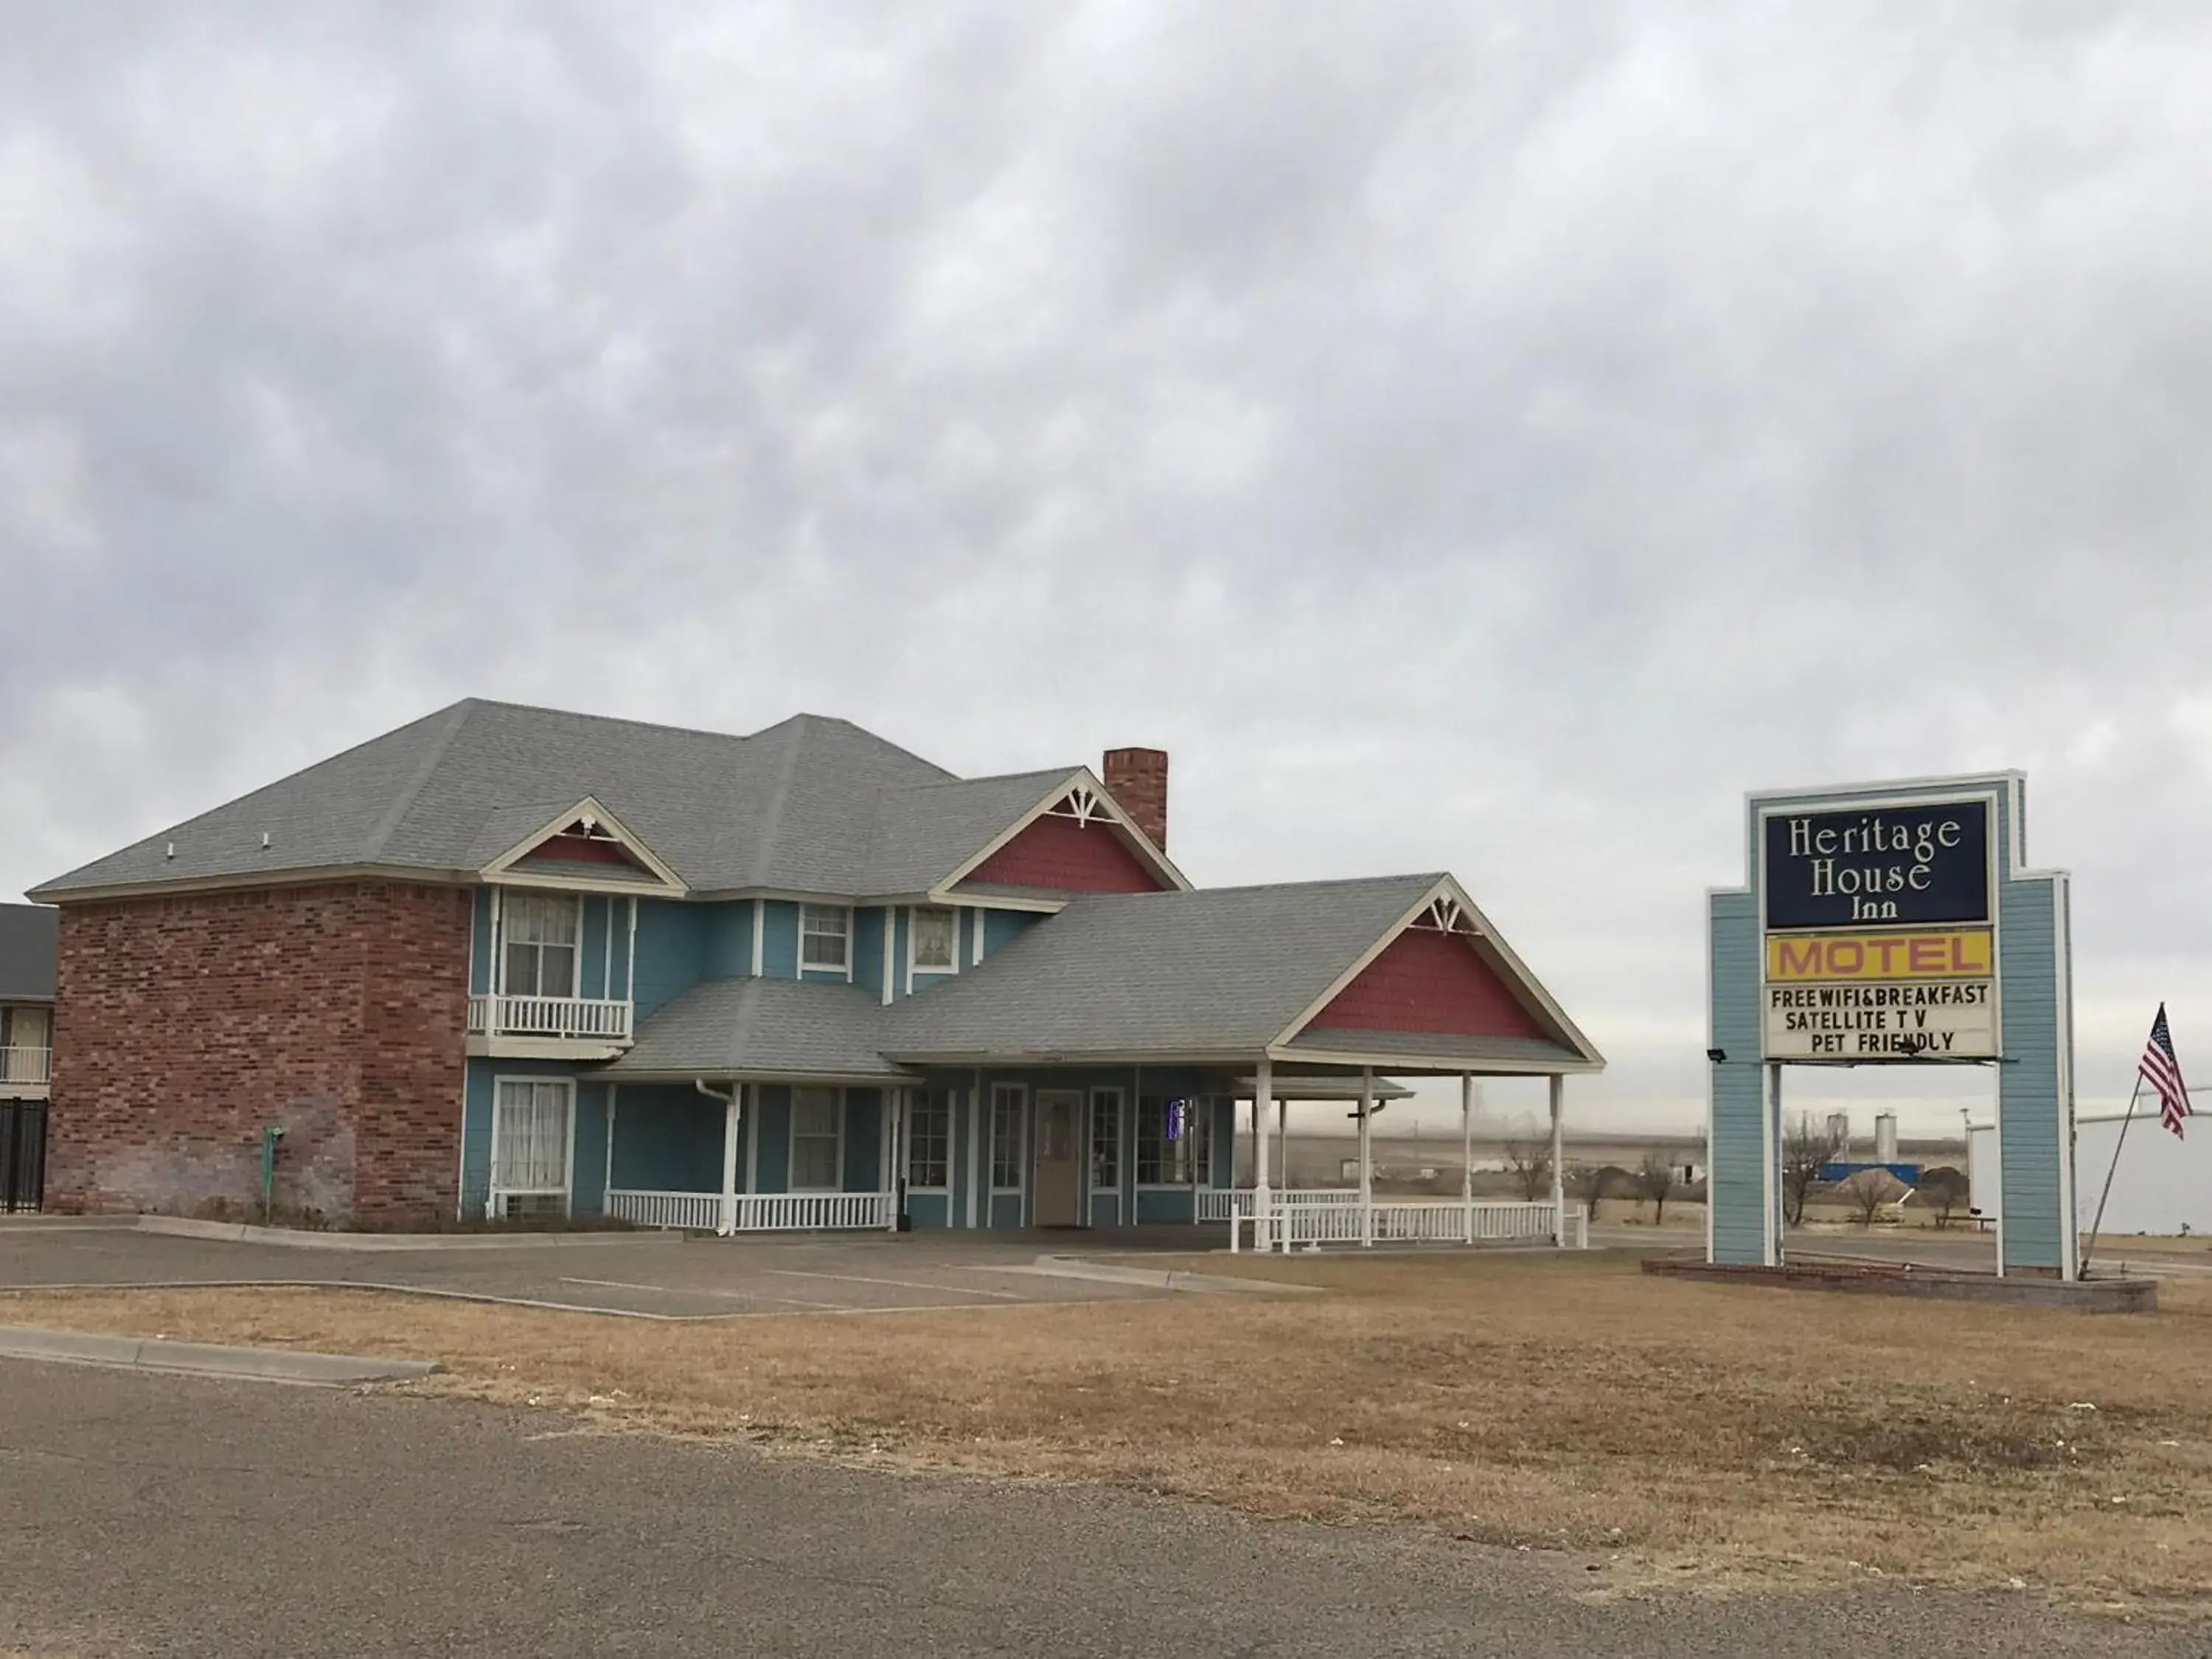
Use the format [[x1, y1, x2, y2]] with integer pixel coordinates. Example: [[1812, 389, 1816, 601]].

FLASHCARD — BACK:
[[0, 1102, 46, 1213]]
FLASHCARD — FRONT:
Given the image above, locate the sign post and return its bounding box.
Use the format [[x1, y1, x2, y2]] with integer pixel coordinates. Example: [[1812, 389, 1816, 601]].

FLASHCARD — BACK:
[[1708, 774, 2075, 1279]]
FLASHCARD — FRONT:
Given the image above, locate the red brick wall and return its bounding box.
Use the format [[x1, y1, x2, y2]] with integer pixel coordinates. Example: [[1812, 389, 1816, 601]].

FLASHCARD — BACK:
[[959, 814, 1168, 895], [1102, 748, 1169, 850], [1309, 927, 1547, 1038], [49, 882, 470, 1222]]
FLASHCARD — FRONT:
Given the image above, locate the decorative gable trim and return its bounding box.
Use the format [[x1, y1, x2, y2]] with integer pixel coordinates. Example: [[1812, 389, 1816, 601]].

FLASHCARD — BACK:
[[1267, 874, 1604, 1066], [933, 768, 1190, 898], [480, 797, 688, 894]]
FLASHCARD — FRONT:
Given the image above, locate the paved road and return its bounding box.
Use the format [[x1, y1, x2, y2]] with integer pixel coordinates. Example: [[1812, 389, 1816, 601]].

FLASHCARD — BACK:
[[0, 1360, 2197, 1658], [0, 1226, 1171, 1316]]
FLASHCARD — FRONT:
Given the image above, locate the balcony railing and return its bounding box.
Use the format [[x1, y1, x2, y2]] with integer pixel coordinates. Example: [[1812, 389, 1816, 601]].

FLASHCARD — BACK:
[[0, 1047, 50, 1086], [466, 995, 632, 1043]]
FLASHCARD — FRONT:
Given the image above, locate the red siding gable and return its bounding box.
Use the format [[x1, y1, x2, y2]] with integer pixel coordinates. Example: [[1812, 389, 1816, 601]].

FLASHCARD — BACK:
[[515, 829, 652, 874], [1308, 927, 1546, 1039], [958, 815, 1166, 895]]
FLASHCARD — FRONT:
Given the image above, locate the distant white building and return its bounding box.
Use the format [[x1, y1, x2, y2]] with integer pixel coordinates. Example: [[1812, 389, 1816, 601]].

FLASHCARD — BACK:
[[1969, 1110, 2212, 1237]]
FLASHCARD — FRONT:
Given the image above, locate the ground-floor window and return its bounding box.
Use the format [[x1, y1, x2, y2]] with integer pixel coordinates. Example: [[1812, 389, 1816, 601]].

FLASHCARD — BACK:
[[990, 1083, 1026, 1190], [908, 1088, 951, 1189], [490, 1077, 574, 1215], [1136, 1094, 1209, 1186], [1090, 1088, 1121, 1192], [790, 1087, 843, 1190]]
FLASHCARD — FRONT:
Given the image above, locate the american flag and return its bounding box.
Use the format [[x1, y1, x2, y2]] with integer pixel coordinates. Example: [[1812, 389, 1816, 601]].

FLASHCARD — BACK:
[[2140, 1004, 2193, 1139]]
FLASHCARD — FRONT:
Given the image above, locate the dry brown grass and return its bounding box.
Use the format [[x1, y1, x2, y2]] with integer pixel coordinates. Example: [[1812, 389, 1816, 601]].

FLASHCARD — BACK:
[[7, 1253, 2212, 1610]]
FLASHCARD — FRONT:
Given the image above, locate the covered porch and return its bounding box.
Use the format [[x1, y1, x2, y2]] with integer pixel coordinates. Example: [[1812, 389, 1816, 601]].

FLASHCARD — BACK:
[[1225, 1056, 1591, 1254]]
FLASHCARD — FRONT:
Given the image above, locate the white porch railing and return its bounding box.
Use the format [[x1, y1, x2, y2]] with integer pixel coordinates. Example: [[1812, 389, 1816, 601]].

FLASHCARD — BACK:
[[605, 1189, 897, 1234], [0, 1047, 50, 1086], [467, 995, 632, 1041], [605, 1190, 723, 1231], [1231, 1197, 1587, 1253], [1197, 1188, 1361, 1222]]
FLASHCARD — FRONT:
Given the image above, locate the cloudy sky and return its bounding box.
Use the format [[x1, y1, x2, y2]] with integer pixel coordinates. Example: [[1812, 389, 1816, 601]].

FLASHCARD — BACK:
[[4, 2, 2207, 1136]]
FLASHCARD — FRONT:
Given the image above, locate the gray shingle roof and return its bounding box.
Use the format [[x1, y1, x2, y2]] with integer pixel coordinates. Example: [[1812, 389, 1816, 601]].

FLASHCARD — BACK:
[[0, 905, 58, 1001], [601, 978, 909, 1082], [883, 875, 1445, 1060], [33, 700, 1107, 902], [595, 875, 1598, 1079]]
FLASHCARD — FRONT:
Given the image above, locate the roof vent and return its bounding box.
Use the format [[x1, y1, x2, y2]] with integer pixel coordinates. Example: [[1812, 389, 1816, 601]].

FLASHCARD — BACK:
[[164, 842, 175, 860], [260, 832, 271, 850]]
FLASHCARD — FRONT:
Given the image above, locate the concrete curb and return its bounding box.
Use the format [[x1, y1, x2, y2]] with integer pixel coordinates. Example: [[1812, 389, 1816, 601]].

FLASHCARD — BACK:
[[1023, 1256, 1321, 1295], [131, 1216, 670, 1252], [0, 1324, 442, 1384]]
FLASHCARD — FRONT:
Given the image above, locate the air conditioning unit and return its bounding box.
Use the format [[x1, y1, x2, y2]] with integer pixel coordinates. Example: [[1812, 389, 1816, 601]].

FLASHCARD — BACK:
[[487, 1192, 566, 1223]]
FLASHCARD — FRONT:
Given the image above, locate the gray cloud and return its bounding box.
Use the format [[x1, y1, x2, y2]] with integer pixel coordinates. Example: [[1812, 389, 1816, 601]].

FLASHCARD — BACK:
[[4, 1, 2208, 1132]]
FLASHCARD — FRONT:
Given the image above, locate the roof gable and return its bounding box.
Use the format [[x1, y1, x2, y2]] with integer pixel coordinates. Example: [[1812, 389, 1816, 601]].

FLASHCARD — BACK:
[[479, 797, 686, 893], [955, 812, 1169, 897], [1304, 925, 1545, 1040]]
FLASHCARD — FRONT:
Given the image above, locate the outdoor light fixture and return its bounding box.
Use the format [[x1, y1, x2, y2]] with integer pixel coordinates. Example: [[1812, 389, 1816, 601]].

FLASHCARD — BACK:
[[1705, 1047, 1727, 1064]]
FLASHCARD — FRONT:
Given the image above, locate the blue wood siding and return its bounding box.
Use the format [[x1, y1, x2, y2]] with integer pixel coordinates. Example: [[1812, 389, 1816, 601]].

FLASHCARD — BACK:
[[890, 907, 910, 995], [754, 1084, 792, 1192], [844, 1089, 883, 1192], [470, 888, 495, 995], [1136, 1188, 1197, 1222], [906, 1191, 953, 1229], [983, 908, 1037, 957], [703, 900, 754, 980], [573, 1083, 610, 1214], [632, 899, 706, 1019], [1999, 874, 2068, 1273], [1707, 890, 1768, 1264], [762, 901, 800, 979], [608, 1083, 724, 1193], [853, 907, 886, 996]]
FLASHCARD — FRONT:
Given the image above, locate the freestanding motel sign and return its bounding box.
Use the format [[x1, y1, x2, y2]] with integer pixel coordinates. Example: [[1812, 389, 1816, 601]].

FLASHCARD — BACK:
[[1707, 773, 2077, 1278]]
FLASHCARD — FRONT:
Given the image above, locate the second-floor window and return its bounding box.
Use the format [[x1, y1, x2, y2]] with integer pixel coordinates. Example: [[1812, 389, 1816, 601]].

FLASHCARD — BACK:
[[503, 894, 579, 998], [800, 904, 850, 973], [911, 906, 956, 973]]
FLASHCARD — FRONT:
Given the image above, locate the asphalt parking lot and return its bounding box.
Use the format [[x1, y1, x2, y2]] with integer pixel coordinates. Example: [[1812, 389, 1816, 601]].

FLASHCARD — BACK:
[[0, 1223, 1183, 1318], [1, 1357, 2191, 1659]]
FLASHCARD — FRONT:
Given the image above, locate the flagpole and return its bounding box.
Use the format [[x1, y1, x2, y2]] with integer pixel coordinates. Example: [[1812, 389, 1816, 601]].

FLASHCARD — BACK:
[[2080, 1071, 2146, 1279]]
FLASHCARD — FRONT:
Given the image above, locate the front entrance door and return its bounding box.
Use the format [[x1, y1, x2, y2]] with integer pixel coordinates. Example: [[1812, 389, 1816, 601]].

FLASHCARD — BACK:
[[1033, 1090, 1083, 1227]]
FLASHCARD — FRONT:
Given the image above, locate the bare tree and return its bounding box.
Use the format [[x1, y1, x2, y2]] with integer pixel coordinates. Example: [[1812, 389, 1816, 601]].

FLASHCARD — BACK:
[[1781, 1112, 1848, 1228], [1503, 1138, 1554, 1202], [1916, 1166, 1969, 1230], [1635, 1152, 1678, 1225], [1566, 1163, 1611, 1212], [1839, 1168, 1899, 1227]]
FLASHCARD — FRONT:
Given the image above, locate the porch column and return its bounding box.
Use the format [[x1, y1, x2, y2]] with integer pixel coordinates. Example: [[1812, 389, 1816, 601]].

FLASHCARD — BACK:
[[1276, 1096, 1289, 1196], [883, 1088, 902, 1231], [1358, 1065, 1374, 1248], [1548, 1074, 1566, 1248], [719, 1084, 741, 1237], [1253, 1054, 1273, 1253], [1460, 1072, 1474, 1245]]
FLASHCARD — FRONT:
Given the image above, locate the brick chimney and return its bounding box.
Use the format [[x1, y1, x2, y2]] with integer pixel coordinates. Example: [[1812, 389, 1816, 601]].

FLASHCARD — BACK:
[[1102, 748, 1169, 851]]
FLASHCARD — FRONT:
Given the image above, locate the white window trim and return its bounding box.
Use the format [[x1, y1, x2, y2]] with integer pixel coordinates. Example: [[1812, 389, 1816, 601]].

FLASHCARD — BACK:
[[1088, 1087, 1124, 1214], [788, 1085, 845, 1193], [990, 1082, 1028, 1194], [498, 891, 584, 1000], [905, 1087, 953, 1192], [908, 904, 960, 981], [799, 903, 854, 980], [488, 1075, 576, 1214]]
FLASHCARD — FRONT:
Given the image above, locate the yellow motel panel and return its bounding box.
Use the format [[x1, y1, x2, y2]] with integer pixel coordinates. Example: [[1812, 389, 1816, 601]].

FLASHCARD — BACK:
[[1764, 927, 1994, 984]]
